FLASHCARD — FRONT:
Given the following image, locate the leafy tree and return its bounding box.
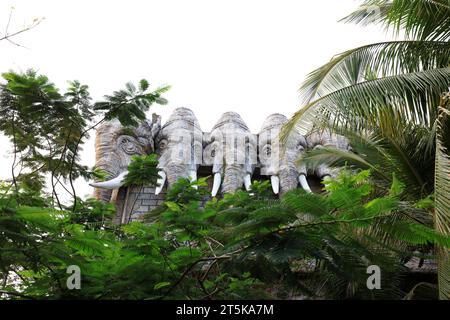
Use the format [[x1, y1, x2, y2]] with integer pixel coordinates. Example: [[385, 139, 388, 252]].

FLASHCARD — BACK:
[[1, 166, 448, 300], [204, 171, 447, 299], [0, 70, 169, 211], [94, 79, 169, 127], [282, 0, 450, 299]]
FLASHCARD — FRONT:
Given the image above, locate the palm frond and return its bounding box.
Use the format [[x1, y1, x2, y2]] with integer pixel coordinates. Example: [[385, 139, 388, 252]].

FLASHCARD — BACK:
[[435, 93, 450, 299], [340, 0, 392, 27], [283, 67, 450, 137], [342, 0, 450, 41], [300, 146, 390, 180], [300, 40, 450, 104], [300, 119, 436, 198]]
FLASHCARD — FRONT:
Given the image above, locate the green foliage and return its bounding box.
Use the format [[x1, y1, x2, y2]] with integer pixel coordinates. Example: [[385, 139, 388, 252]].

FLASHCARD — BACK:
[[70, 197, 116, 227], [90, 166, 109, 182], [342, 0, 450, 41], [0, 70, 91, 188], [282, 1, 450, 298], [204, 170, 446, 299], [0, 70, 169, 210], [94, 80, 170, 127], [283, 0, 450, 200], [0, 170, 447, 300], [435, 94, 450, 299], [123, 154, 159, 187]]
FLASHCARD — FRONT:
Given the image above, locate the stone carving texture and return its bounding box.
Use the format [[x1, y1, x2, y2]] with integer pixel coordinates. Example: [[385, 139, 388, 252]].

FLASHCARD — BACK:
[[91, 108, 352, 220], [258, 114, 310, 194], [203, 112, 257, 196], [154, 107, 203, 193], [92, 116, 161, 201]]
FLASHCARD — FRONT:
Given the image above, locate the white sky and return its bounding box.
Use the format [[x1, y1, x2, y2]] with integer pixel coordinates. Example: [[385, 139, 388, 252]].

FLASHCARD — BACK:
[[0, 0, 391, 201]]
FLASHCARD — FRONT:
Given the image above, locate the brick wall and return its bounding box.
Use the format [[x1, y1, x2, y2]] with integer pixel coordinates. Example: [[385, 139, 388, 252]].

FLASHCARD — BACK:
[[114, 186, 167, 223], [112, 174, 324, 224]]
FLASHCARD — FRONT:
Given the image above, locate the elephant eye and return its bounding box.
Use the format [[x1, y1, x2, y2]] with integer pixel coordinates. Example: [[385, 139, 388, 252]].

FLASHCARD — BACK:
[[159, 139, 168, 150], [118, 136, 141, 155], [211, 149, 216, 157], [263, 145, 271, 157], [297, 145, 305, 152]]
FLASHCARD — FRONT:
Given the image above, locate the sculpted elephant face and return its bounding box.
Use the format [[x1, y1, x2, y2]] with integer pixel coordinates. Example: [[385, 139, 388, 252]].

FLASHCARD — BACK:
[[306, 129, 351, 180], [258, 114, 311, 195], [91, 115, 161, 201], [154, 107, 203, 194], [204, 112, 257, 196]]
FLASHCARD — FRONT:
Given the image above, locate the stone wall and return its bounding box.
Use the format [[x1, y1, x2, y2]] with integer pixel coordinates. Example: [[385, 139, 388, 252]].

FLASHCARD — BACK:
[[113, 186, 167, 223], [111, 172, 324, 223]]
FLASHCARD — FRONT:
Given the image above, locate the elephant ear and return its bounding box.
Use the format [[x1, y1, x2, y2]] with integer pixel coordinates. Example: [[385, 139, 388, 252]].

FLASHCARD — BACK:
[[150, 113, 162, 152], [306, 129, 350, 152], [293, 133, 307, 152], [308, 129, 325, 147], [192, 135, 203, 168], [245, 134, 258, 174], [93, 120, 126, 201], [203, 132, 223, 168]]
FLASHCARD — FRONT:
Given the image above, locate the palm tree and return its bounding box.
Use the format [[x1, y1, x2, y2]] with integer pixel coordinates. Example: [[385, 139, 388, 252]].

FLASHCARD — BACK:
[[282, 0, 450, 299]]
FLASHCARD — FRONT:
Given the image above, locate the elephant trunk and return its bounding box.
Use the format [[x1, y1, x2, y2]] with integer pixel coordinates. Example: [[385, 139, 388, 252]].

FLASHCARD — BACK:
[[221, 165, 246, 194], [166, 164, 193, 186], [278, 167, 299, 195]]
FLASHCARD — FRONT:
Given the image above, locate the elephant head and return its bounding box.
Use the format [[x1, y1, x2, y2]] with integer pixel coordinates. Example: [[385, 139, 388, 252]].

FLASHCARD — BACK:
[[258, 114, 311, 195], [91, 114, 161, 201], [204, 112, 257, 196], [306, 129, 351, 180], [154, 107, 203, 194]]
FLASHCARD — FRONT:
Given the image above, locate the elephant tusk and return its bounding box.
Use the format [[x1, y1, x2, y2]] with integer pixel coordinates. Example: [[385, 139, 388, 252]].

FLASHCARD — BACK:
[[89, 171, 128, 190], [189, 170, 198, 190], [244, 174, 252, 191], [298, 174, 312, 193], [211, 173, 222, 197], [270, 175, 280, 194], [155, 170, 167, 195]]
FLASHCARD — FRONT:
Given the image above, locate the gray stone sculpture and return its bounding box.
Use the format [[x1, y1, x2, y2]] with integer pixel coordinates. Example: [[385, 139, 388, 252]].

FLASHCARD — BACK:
[[203, 112, 257, 196], [258, 114, 311, 195], [154, 107, 203, 194], [90, 115, 161, 201], [90, 109, 352, 221]]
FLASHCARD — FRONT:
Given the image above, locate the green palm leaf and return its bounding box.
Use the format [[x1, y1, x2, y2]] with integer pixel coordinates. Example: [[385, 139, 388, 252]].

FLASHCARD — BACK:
[[285, 0, 450, 299], [342, 0, 450, 41], [435, 94, 450, 299], [300, 41, 450, 104], [283, 67, 450, 137]]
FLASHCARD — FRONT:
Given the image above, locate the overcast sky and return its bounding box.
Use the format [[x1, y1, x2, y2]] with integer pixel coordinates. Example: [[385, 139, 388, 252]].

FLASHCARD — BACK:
[[0, 0, 391, 201]]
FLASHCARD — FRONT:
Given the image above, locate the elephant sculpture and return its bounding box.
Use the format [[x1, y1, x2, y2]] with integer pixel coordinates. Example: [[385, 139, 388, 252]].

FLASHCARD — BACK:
[[90, 114, 161, 201], [154, 107, 203, 194], [306, 129, 351, 180], [90, 109, 353, 207], [203, 112, 257, 196], [258, 114, 312, 195]]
